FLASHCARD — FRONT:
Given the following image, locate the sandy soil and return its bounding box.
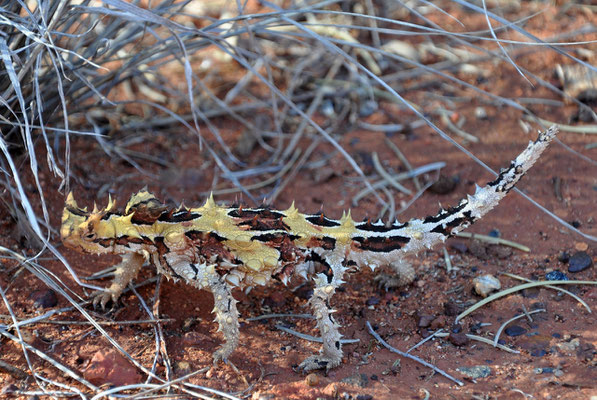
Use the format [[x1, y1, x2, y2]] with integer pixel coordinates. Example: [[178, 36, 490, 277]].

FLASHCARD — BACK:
[[0, 1, 596, 399]]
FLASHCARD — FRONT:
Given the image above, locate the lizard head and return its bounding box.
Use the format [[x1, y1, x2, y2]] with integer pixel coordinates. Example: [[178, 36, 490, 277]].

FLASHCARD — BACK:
[[61, 192, 120, 254]]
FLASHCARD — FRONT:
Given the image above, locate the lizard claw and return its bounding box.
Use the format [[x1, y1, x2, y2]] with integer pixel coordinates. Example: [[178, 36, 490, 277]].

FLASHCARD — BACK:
[[212, 346, 233, 366], [91, 289, 119, 309]]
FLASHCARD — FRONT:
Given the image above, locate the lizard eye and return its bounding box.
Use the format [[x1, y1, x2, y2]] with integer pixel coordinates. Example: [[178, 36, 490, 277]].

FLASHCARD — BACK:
[[84, 232, 97, 241]]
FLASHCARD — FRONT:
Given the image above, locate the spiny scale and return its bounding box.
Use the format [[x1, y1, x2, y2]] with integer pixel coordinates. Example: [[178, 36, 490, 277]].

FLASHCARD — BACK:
[[60, 125, 558, 371]]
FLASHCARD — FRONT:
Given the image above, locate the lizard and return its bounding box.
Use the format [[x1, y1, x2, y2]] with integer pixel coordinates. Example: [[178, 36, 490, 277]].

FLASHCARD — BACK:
[[60, 125, 558, 372]]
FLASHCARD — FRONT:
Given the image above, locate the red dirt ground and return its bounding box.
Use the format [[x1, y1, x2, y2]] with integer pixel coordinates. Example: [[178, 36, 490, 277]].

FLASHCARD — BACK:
[[1, 2, 596, 399]]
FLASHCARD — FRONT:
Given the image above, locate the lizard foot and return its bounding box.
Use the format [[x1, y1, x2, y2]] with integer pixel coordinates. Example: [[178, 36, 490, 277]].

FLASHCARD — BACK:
[[91, 289, 120, 309], [374, 260, 415, 291], [298, 354, 342, 372], [373, 273, 408, 291]]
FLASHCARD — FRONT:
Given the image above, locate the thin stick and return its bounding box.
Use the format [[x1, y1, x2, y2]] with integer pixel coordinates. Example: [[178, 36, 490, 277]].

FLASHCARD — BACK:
[[0, 359, 28, 379], [372, 152, 412, 195], [456, 280, 597, 322], [442, 247, 453, 273], [454, 232, 530, 252], [366, 321, 464, 386], [502, 272, 591, 313], [493, 309, 545, 347], [246, 313, 314, 321], [406, 329, 445, 353], [384, 137, 422, 191], [438, 110, 479, 143]]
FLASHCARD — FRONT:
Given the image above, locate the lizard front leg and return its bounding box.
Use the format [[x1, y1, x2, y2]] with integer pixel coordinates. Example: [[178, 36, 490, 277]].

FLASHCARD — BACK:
[[159, 255, 241, 365], [93, 252, 146, 308], [299, 259, 347, 372]]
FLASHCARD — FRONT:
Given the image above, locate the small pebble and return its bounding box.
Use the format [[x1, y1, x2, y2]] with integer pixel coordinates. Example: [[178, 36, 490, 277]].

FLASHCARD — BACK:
[[488, 229, 500, 238], [505, 325, 527, 337], [176, 361, 191, 373], [473, 274, 501, 297], [546, 270, 569, 281], [574, 241, 588, 251], [474, 107, 488, 119], [358, 100, 378, 117], [570, 220, 582, 228], [320, 99, 335, 117], [568, 251, 593, 273], [305, 373, 319, 387], [534, 367, 554, 374]]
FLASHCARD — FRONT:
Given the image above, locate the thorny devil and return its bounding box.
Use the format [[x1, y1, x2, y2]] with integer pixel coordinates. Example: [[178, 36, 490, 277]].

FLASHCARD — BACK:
[[61, 126, 557, 372]]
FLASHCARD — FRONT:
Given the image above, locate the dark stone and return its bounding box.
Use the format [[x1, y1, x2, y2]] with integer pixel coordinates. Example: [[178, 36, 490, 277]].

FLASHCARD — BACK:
[[568, 251, 593, 273], [531, 348, 547, 357], [451, 323, 462, 333], [449, 332, 470, 346], [469, 240, 489, 260], [558, 251, 570, 263], [366, 296, 380, 306], [29, 289, 58, 308], [430, 315, 447, 330], [546, 270, 569, 281], [521, 287, 540, 298], [577, 341, 596, 361], [417, 314, 435, 328], [449, 241, 468, 253], [263, 291, 287, 308], [428, 175, 459, 195], [356, 395, 373, 400], [488, 244, 512, 259], [443, 301, 461, 316], [505, 325, 527, 337], [537, 367, 554, 374], [469, 322, 483, 334], [293, 285, 313, 300]]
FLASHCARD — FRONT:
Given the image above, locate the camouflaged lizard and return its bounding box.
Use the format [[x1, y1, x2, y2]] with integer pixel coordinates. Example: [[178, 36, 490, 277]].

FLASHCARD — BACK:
[[60, 126, 558, 371]]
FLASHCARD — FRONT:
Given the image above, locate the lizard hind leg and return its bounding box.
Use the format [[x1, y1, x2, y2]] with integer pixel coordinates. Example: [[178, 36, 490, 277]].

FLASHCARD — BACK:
[[299, 260, 347, 372], [207, 270, 240, 365]]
